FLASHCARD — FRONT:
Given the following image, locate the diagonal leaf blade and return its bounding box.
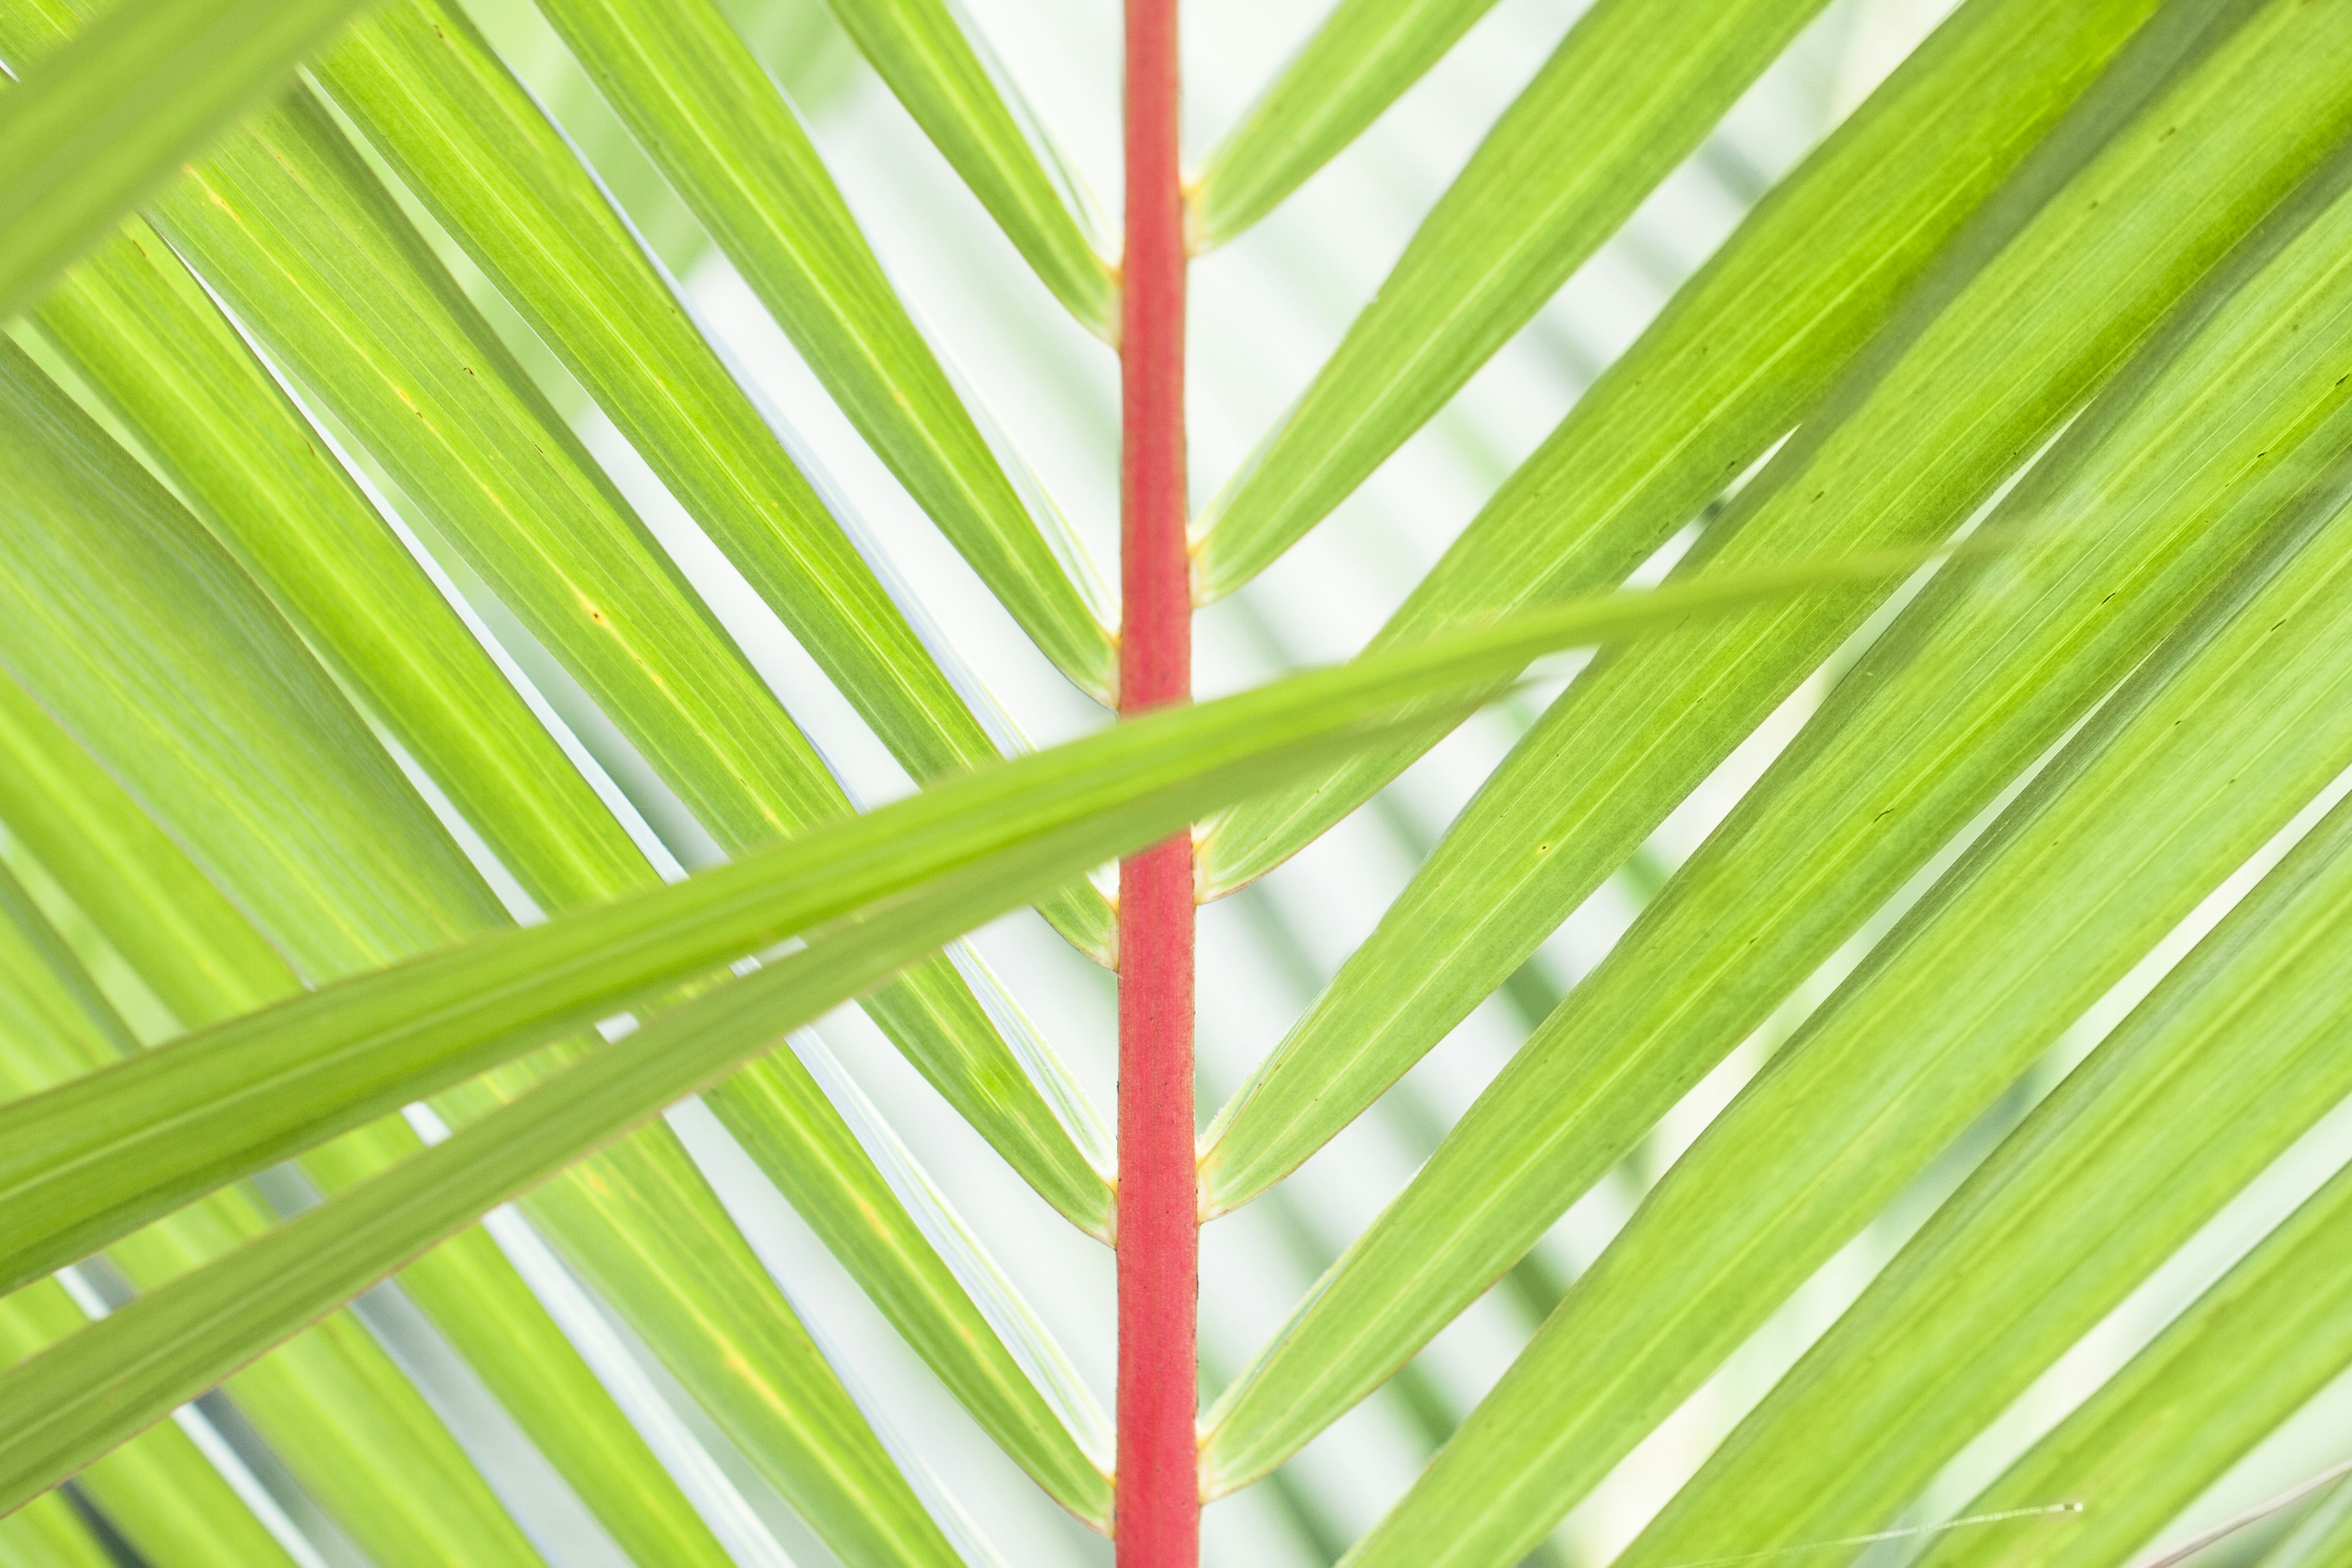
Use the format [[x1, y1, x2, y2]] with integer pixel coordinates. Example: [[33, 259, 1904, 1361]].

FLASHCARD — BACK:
[[1199, 64, 2352, 1485], [27, 217, 654, 925], [0, 331, 950, 1568], [1197, 0, 2180, 895], [305, 0, 1118, 961], [0, 856, 564, 1568], [1197, 0, 2352, 1218], [0, 674, 1491, 1520], [535, 0, 1117, 698], [0, 552, 1888, 1294], [1910, 1158, 2352, 1568], [706, 1040, 1115, 1525], [1188, 0, 1831, 600], [0, 0, 1123, 1229], [1189, 0, 1507, 247], [818, 0, 1112, 330], [1611, 779, 2352, 1568], [1343, 323, 2352, 1568], [0, 0, 373, 315]]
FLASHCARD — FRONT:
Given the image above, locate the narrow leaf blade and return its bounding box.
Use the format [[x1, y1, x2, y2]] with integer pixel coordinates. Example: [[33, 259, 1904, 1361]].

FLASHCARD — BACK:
[[1188, 0, 1830, 599], [535, 0, 1117, 697], [1198, 0, 2179, 894], [0, 554, 1879, 1291], [0, 0, 372, 314], [820, 0, 1112, 330]]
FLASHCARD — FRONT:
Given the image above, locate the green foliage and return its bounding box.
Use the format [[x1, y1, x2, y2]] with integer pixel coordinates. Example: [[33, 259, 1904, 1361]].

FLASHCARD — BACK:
[[7, 0, 2352, 1564]]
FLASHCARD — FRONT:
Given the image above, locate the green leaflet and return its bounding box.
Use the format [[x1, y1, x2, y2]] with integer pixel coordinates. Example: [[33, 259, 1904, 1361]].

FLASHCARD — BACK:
[[0, 957, 1020, 1555], [0, 552, 1878, 1294], [0, 1003, 851, 1550], [816, 0, 1111, 330], [144, 87, 842, 846], [0, 837, 136, 1067], [2257, 1477, 2352, 1568], [0, 0, 372, 315], [1196, 0, 2348, 1216], [705, 1040, 1115, 1525], [0, 859, 553, 1568], [1197, 0, 2175, 894], [498, 1140, 974, 1568], [533, 0, 1118, 698], [468, 0, 864, 284], [0, 1490, 111, 1568], [0, 331, 500, 961], [304, 0, 1117, 957], [1610, 782, 2352, 1568], [1342, 320, 2352, 1568], [1198, 50, 2352, 1484], [1909, 1158, 2352, 1568], [123, 1237, 558, 1568], [0, 717, 741, 1568], [66, 1431, 296, 1568], [0, 921, 301, 1568], [0, 679, 1482, 1520], [0, 0, 1118, 1229], [0, 663, 1003, 1568], [1188, 0, 1499, 247], [0, 673, 290, 1027], [0, 710, 935, 1568], [0, 340, 940, 1568], [1186, 0, 1830, 600], [27, 218, 650, 922], [20, 1411, 298, 1567]]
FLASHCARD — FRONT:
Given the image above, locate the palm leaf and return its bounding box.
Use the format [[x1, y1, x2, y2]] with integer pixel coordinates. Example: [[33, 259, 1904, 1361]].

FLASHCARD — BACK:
[[818, 0, 1111, 330], [1189, 0, 1828, 598], [9, 0, 2352, 1562], [1344, 342, 2352, 1568], [0, 0, 372, 313], [1196, 0, 2188, 894], [1200, 0, 2352, 1223], [1611, 777, 2352, 1568], [1910, 1155, 2352, 1568], [533, 0, 1117, 698]]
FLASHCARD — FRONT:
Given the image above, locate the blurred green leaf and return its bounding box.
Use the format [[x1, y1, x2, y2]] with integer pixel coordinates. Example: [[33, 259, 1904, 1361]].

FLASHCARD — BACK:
[[0, 671, 750, 1568], [0, 844, 1147, 1536], [2256, 1477, 2352, 1568], [0, 1287, 304, 1568], [0, 335, 948, 1568], [0, 858, 561, 1568], [0, 606, 1656, 1514], [0, 548, 1877, 1295], [0, 0, 375, 315], [0, 1489, 115, 1568]]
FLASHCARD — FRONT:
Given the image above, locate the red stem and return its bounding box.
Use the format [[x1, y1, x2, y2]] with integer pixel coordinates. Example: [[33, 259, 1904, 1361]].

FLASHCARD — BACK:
[[1115, 0, 1194, 1557]]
